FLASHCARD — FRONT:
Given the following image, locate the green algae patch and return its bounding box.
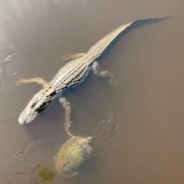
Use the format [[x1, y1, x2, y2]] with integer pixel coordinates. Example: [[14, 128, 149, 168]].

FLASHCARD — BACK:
[[37, 166, 55, 182], [32, 165, 55, 182]]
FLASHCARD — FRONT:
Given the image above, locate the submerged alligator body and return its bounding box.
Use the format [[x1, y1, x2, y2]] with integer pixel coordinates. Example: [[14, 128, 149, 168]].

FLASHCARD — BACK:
[[16, 16, 170, 125]]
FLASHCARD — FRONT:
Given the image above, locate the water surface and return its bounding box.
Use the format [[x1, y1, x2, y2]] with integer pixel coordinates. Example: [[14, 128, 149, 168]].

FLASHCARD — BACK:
[[0, 0, 184, 184]]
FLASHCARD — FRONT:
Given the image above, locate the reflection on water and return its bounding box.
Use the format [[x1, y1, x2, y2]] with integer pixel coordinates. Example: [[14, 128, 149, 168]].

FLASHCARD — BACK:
[[0, 0, 184, 184], [0, 26, 18, 96]]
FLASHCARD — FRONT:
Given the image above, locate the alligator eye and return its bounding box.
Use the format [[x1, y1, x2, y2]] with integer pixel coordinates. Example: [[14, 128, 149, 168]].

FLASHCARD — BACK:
[[36, 102, 48, 113], [31, 102, 37, 108]]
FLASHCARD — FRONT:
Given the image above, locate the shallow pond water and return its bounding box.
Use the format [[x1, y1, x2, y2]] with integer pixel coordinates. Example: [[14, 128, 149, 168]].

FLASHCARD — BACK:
[[0, 0, 184, 184]]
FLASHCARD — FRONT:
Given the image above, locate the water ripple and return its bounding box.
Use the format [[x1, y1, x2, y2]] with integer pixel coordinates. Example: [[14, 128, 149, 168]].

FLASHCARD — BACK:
[[90, 113, 119, 141], [0, 34, 18, 95], [0, 66, 4, 94], [14, 137, 47, 161], [2, 53, 18, 77]]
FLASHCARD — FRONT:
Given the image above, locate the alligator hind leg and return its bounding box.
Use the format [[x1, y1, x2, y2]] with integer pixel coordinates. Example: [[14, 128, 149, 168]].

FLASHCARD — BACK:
[[59, 97, 73, 137], [92, 61, 117, 86], [15, 77, 49, 88], [62, 53, 85, 61]]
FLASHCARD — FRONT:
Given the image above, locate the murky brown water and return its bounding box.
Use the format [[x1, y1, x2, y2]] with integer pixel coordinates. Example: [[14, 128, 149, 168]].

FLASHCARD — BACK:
[[0, 0, 184, 183]]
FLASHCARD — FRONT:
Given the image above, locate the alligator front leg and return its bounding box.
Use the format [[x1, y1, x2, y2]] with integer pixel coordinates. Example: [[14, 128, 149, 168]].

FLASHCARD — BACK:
[[59, 97, 73, 137], [15, 77, 49, 88], [62, 53, 85, 61], [92, 61, 116, 86]]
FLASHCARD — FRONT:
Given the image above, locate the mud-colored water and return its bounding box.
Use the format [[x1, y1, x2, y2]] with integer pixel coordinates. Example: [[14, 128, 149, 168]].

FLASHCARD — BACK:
[[0, 0, 184, 184]]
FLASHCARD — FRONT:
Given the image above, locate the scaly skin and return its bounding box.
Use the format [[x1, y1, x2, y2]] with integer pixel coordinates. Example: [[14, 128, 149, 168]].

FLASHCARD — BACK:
[[54, 136, 92, 177], [16, 17, 170, 125]]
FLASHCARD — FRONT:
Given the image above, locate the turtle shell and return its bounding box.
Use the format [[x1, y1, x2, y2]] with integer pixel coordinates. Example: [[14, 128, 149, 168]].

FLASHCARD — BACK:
[[54, 136, 92, 177]]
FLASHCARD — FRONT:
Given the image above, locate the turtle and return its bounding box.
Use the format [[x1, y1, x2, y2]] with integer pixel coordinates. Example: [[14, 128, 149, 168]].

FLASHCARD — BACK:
[[54, 135, 92, 177], [53, 98, 93, 177]]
